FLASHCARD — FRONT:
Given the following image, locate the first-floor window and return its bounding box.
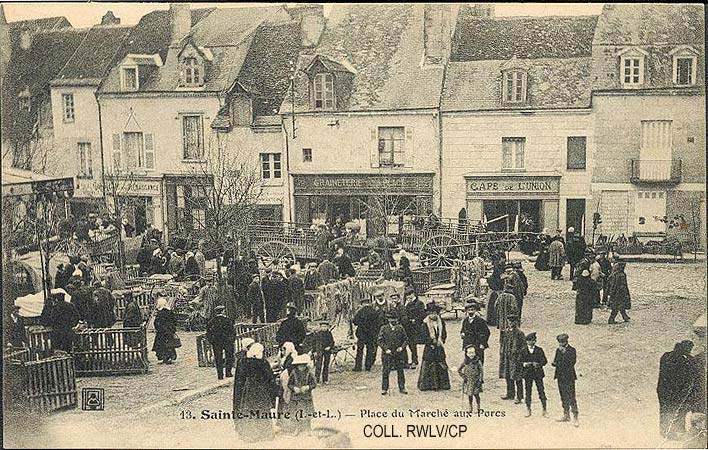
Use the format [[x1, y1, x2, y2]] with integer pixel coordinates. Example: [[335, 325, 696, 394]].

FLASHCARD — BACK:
[[502, 137, 525, 170], [62, 93, 75, 122], [260, 153, 282, 179], [182, 115, 204, 160], [78, 142, 92, 178], [378, 127, 405, 166]]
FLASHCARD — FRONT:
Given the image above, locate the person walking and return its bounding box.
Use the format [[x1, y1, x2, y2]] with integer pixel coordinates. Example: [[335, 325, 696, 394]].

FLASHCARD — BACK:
[[378, 312, 408, 395], [152, 297, 178, 364], [520, 332, 548, 418], [206, 305, 235, 380], [589, 255, 603, 308], [47, 291, 80, 352], [318, 256, 339, 284], [287, 354, 317, 435], [287, 269, 306, 312], [485, 263, 504, 327], [334, 247, 356, 279], [549, 236, 566, 280], [574, 270, 594, 325], [552, 333, 579, 427], [417, 302, 451, 391], [232, 343, 278, 442], [500, 314, 525, 403], [458, 344, 484, 413], [496, 277, 519, 328], [352, 297, 381, 372], [460, 300, 490, 365], [607, 262, 631, 324], [312, 318, 335, 384], [658, 340, 695, 439]]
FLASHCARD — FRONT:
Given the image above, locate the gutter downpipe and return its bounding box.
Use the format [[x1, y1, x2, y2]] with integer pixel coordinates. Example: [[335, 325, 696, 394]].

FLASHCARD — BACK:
[[95, 92, 107, 202]]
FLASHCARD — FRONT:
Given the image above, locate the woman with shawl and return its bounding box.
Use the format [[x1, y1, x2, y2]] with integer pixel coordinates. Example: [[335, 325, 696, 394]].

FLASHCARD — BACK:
[[232, 343, 278, 442], [417, 302, 451, 391], [152, 297, 178, 363]]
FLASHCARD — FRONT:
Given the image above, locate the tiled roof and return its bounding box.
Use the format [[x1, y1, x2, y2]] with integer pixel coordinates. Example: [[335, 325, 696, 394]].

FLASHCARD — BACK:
[[441, 58, 593, 112], [8, 16, 71, 33], [281, 3, 444, 113], [54, 25, 133, 84], [593, 3, 704, 46], [451, 7, 598, 61]]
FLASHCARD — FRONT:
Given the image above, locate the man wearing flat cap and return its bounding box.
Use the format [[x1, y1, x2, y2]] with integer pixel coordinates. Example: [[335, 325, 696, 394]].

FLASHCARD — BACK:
[[552, 333, 579, 426], [519, 332, 548, 417], [377, 312, 408, 395], [206, 305, 235, 380], [460, 300, 490, 365]]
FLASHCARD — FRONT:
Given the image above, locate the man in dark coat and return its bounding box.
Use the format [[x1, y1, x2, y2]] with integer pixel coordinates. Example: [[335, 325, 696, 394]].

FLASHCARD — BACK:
[[500, 314, 525, 403], [565, 228, 586, 280], [318, 257, 339, 284], [552, 333, 579, 426], [519, 332, 548, 417], [7, 305, 27, 348], [48, 292, 80, 352], [507, 263, 526, 318], [377, 312, 408, 395], [275, 303, 306, 350], [71, 281, 94, 324], [460, 301, 490, 365], [262, 270, 288, 322], [206, 305, 236, 380], [287, 269, 306, 312], [352, 297, 381, 371], [334, 247, 356, 279], [607, 262, 631, 323], [404, 294, 425, 369], [91, 285, 116, 328], [658, 340, 695, 439], [248, 275, 266, 323]]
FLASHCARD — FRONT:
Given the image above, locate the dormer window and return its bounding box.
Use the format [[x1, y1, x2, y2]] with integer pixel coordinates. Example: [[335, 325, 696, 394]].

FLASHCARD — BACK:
[[178, 43, 211, 89], [670, 46, 699, 86], [121, 66, 138, 91], [618, 47, 648, 87], [313, 73, 334, 109], [182, 57, 203, 86], [502, 70, 527, 103], [18, 89, 31, 112]]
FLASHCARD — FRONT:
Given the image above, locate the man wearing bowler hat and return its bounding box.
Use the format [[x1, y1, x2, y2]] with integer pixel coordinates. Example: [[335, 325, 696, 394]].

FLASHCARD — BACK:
[[520, 331, 548, 417], [377, 312, 408, 395], [460, 298, 490, 365], [552, 333, 579, 426]]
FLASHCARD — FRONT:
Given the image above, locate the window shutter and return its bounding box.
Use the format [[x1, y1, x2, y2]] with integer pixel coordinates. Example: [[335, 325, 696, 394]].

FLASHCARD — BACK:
[[370, 128, 379, 167], [521, 72, 528, 102], [404, 128, 414, 168], [501, 71, 508, 102], [144, 133, 155, 169], [112, 134, 121, 170]]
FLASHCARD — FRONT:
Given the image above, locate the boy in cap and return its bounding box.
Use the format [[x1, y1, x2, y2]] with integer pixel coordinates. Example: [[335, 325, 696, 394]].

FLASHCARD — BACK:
[[206, 305, 235, 379], [519, 332, 548, 417], [312, 318, 335, 384], [377, 312, 408, 395], [552, 333, 579, 426]]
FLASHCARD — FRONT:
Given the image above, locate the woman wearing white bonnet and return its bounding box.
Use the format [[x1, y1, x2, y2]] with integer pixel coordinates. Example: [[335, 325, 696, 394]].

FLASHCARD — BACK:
[[246, 342, 264, 359]]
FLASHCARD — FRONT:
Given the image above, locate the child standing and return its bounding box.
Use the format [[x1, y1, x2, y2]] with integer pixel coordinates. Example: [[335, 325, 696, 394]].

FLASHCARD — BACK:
[[312, 319, 335, 384], [287, 354, 317, 435], [458, 344, 484, 413]]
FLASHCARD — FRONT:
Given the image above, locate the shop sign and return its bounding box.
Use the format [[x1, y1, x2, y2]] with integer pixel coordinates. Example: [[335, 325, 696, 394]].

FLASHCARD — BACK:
[[466, 177, 560, 195], [294, 174, 433, 195]]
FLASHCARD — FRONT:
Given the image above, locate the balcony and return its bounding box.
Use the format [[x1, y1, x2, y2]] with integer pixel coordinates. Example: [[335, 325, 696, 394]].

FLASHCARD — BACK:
[[630, 159, 682, 184]]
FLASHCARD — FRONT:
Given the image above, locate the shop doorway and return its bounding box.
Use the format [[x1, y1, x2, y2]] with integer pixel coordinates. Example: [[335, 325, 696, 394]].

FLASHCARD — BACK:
[[328, 197, 351, 225], [566, 199, 586, 236], [483, 200, 541, 232]]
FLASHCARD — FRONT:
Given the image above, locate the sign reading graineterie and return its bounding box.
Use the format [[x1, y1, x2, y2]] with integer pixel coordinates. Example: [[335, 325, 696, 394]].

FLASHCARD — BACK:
[[294, 174, 434, 195], [466, 176, 560, 196]]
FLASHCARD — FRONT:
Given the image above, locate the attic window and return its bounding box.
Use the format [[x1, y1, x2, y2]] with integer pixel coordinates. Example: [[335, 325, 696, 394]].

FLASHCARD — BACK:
[[670, 46, 699, 86], [18, 90, 31, 112], [502, 70, 527, 103], [181, 57, 203, 87], [618, 48, 647, 87], [313, 73, 334, 109], [121, 66, 138, 91]]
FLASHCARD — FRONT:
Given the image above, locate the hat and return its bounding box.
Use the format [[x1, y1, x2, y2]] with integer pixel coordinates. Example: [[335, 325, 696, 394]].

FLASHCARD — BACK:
[[286, 302, 298, 311], [567, 227, 575, 233], [512, 262, 522, 269], [425, 302, 442, 313], [525, 332, 537, 341], [504, 262, 514, 270], [240, 337, 255, 351], [581, 269, 590, 277], [319, 318, 330, 325], [292, 354, 311, 365], [214, 305, 226, 314], [465, 301, 480, 311], [153, 249, 161, 257], [72, 269, 83, 277], [556, 333, 569, 343], [186, 251, 194, 259]]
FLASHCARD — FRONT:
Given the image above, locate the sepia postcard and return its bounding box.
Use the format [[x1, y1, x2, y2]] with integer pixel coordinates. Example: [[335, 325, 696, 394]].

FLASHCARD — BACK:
[[1, 1, 706, 448]]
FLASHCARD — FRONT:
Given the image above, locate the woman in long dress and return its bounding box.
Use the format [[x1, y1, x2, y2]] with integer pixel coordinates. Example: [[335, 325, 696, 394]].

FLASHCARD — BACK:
[[152, 297, 178, 363], [233, 343, 278, 442], [417, 302, 451, 391], [574, 270, 594, 325]]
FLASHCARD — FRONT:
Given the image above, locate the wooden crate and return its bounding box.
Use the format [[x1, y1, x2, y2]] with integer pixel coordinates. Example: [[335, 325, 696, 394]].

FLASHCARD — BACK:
[[411, 267, 451, 294], [114, 290, 154, 322], [197, 322, 280, 367], [72, 327, 149, 376], [25, 326, 53, 359], [25, 354, 78, 412]]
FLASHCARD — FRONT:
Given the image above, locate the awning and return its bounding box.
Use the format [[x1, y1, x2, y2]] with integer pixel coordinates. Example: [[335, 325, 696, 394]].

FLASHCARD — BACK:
[[2, 167, 74, 198]]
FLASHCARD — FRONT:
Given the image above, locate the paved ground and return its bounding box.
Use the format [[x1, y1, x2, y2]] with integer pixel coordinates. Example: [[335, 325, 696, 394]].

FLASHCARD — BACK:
[[6, 261, 706, 448]]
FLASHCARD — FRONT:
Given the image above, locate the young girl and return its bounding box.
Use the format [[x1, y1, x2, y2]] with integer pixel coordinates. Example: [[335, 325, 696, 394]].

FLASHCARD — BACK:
[[458, 344, 484, 413], [287, 354, 317, 435]]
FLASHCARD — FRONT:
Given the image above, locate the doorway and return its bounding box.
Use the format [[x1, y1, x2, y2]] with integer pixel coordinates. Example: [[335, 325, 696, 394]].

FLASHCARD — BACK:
[[566, 199, 586, 236], [483, 200, 541, 232]]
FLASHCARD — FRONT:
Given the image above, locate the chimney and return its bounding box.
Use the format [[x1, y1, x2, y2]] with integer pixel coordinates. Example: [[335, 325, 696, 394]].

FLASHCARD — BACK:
[[424, 4, 458, 65], [170, 3, 190, 45], [19, 27, 32, 51], [287, 4, 324, 48], [470, 4, 495, 18], [100, 11, 121, 26]]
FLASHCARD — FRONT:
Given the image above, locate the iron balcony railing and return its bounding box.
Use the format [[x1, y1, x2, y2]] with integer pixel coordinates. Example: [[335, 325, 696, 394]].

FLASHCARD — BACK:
[[629, 159, 682, 183]]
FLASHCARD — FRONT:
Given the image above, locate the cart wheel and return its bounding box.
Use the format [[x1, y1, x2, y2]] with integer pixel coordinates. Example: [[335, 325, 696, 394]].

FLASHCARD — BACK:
[[256, 240, 296, 270], [419, 234, 460, 268]]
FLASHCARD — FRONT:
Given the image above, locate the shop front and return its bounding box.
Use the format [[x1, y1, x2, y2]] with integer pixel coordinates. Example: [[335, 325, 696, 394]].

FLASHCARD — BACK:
[[114, 177, 163, 237], [292, 173, 434, 237], [464, 173, 561, 233]]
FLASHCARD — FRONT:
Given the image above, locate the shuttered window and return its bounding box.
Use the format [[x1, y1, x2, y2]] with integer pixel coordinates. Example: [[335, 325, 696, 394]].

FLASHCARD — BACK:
[[567, 136, 587, 170], [113, 132, 154, 171], [62, 93, 75, 122], [182, 115, 204, 159], [378, 127, 405, 167], [641, 121, 672, 156]]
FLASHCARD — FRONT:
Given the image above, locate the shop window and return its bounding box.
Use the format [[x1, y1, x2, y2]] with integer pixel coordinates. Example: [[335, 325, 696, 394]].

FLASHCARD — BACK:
[[303, 148, 313, 162], [62, 93, 75, 122], [566, 136, 586, 170], [378, 127, 405, 167], [182, 115, 204, 160], [502, 137, 525, 170], [313, 73, 334, 110], [78, 142, 92, 179], [260, 153, 282, 179], [502, 70, 527, 103]]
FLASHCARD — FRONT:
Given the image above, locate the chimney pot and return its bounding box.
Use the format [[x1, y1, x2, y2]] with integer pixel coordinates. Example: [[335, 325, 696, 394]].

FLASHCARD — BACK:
[[100, 11, 121, 26]]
